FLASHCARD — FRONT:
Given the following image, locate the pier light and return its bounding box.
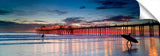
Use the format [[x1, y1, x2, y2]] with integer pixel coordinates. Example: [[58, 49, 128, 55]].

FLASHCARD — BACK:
[[126, 19, 129, 25], [126, 19, 128, 22], [103, 20, 107, 22], [121, 18, 125, 25], [103, 20, 107, 26], [121, 18, 125, 21]]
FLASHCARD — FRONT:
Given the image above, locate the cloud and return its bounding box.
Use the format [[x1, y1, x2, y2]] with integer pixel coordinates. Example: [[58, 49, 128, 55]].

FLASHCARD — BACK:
[[106, 15, 136, 22], [0, 21, 18, 25], [62, 15, 136, 24], [89, 19, 103, 23], [96, 6, 123, 9], [0, 20, 48, 32], [47, 10, 67, 15], [63, 17, 85, 24], [95, 0, 136, 9], [85, 15, 136, 23], [98, 0, 127, 5], [13, 19, 21, 21], [33, 20, 47, 22], [12, 19, 49, 23], [80, 6, 86, 9], [0, 9, 11, 15]]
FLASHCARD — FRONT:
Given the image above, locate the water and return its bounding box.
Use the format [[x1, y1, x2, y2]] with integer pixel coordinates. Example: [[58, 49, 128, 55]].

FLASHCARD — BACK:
[[0, 33, 160, 56]]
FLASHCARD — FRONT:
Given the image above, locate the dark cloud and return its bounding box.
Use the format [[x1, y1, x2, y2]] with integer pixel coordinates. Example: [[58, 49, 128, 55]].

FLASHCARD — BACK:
[[86, 15, 136, 23], [52, 23, 60, 26], [13, 19, 48, 23], [63, 17, 85, 24], [96, 6, 123, 9], [15, 20, 32, 22], [81, 23, 92, 26], [0, 20, 49, 32], [47, 10, 67, 15], [0, 21, 18, 25], [89, 19, 103, 22], [106, 15, 136, 22], [80, 6, 86, 9], [99, 1, 127, 5], [0, 9, 11, 15], [62, 15, 136, 24], [34, 20, 47, 22], [13, 19, 31, 22], [13, 19, 21, 21], [95, 0, 137, 9]]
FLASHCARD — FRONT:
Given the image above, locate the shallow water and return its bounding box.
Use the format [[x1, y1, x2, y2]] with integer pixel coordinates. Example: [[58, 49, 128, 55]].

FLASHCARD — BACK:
[[0, 33, 160, 56]]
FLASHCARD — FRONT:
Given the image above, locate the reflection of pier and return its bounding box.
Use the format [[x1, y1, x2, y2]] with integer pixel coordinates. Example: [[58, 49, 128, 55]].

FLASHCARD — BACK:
[[37, 23, 160, 37]]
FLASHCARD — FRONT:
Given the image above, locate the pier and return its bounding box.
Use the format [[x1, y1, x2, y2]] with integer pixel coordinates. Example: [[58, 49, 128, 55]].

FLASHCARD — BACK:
[[37, 22, 160, 37]]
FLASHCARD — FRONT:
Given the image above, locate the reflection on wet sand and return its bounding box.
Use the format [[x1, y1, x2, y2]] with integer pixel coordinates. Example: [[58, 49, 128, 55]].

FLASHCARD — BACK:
[[2, 36, 159, 56], [149, 37, 158, 56], [34, 40, 37, 56], [123, 44, 138, 56], [109, 41, 112, 56], [122, 38, 127, 52], [31, 37, 160, 56], [104, 38, 108, 56], [95, 38, 98, 56]]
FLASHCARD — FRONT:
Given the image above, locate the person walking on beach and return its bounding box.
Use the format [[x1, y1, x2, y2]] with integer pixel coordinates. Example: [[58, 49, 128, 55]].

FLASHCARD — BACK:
[[41, 34, 45, 42], [127, 33, 132, 46], [42, 34, 45, 38]]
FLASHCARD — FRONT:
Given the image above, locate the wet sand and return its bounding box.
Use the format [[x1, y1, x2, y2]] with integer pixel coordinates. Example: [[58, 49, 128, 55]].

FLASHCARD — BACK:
[[0, 33, 160, 56]]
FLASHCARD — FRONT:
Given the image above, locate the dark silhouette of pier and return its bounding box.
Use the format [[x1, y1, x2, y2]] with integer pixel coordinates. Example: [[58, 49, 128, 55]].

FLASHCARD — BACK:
[[37, 22, 160, 37]]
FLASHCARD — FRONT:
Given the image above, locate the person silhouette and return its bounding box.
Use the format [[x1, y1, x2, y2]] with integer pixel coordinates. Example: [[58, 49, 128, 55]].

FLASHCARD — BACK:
[[41, 34, 45, 42], [121, 33, 138, 47], [127, 33, 132, 46], [42, 34, 44, 38]]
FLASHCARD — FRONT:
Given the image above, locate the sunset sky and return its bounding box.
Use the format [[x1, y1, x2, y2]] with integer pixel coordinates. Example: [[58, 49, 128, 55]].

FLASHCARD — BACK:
[[0, 0, 143, 32]]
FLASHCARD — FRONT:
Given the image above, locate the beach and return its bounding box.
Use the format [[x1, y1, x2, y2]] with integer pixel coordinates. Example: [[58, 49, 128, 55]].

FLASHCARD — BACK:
[[0, 33, 160, 56]]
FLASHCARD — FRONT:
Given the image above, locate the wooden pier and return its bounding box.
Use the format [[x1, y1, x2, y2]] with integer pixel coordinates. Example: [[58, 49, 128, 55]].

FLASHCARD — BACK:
[[37, 22, 160, 37]]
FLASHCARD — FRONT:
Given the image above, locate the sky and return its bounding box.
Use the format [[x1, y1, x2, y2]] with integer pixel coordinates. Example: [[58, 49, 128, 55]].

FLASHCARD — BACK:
[[0, 0, 142, 32]]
